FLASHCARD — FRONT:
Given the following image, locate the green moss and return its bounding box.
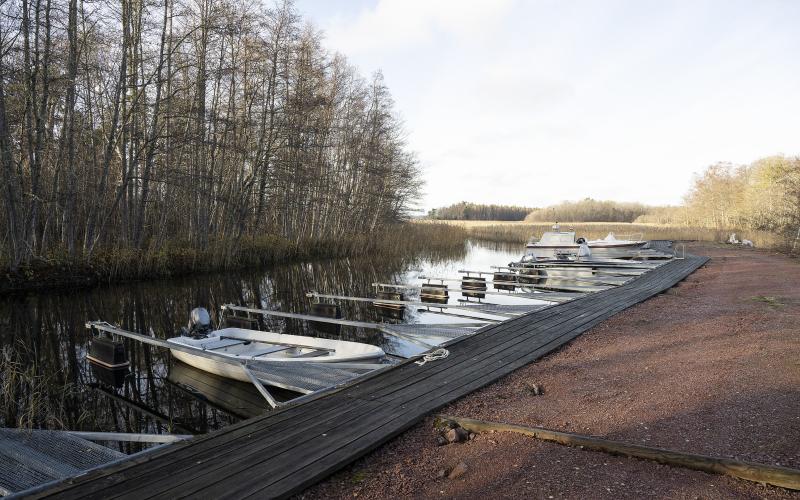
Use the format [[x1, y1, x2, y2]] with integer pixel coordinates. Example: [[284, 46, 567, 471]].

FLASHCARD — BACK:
[[350, 471, 368, 483], [751, 296, 785, 308]]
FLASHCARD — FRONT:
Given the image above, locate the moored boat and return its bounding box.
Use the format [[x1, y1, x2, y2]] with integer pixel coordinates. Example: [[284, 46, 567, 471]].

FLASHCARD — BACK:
[[525, 225, 647, 260], [167, 308, 385, 384]]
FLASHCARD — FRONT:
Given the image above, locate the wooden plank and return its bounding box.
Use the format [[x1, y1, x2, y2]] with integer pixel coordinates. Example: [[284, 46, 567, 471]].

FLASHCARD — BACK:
[[119, 400, 387, 499], [33, 396, 365, 499], [439, 415, 800, 491]]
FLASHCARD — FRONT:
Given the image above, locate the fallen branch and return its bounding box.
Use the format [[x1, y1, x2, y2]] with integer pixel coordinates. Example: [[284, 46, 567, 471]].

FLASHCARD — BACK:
[[437, 415, 800, 491]]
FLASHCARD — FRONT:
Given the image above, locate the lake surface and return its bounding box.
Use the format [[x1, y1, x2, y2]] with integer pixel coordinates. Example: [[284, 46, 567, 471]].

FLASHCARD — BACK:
[[1, 240, 539, 449]]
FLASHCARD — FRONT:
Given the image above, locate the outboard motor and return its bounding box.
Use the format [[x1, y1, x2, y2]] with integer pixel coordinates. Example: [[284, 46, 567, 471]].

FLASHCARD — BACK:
[[188, 307, 212, 338]]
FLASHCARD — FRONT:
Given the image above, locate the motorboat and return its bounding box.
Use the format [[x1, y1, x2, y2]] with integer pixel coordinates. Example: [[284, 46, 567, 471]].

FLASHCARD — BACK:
[[525, 224, 647, 260], [167, 308, 385, 384], [588, 232, 647, 251]]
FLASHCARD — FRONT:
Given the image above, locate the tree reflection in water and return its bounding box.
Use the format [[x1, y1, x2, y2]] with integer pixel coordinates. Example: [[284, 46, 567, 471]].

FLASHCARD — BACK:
[[1, 242, 525, 447]]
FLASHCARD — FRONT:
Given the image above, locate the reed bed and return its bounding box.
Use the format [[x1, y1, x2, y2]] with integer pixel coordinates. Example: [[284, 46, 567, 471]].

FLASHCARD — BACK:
[[438, 220, 785, 249], [1, 223, 468, 293], [0, 344, 85, 429]]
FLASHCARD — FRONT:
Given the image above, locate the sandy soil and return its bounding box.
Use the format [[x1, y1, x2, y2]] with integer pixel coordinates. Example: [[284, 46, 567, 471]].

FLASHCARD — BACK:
[[298, 244, 800, 499]]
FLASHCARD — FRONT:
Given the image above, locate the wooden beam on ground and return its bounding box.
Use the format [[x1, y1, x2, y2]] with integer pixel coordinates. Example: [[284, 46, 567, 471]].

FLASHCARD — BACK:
[[437, 415, 800, 491]]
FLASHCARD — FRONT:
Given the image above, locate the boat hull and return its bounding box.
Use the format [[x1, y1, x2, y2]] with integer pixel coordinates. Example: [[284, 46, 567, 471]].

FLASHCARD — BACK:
[[171, 350, 253, 383], [525, 242, 647, 260], [166, 327, 385, 384]]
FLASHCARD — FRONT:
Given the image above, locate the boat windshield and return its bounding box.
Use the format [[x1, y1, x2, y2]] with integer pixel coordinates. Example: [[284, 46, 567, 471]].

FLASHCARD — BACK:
[[538, 232, 576, 245]]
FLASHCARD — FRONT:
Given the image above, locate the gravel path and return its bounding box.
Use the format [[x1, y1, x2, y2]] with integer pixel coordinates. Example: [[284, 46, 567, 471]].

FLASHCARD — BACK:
[[298, 244, 800, 499]]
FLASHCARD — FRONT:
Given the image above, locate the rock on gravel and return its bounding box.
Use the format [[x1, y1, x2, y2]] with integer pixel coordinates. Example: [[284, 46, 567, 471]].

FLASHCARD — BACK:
[[447, 462, 468, 480], [445, 427, 469, 444]]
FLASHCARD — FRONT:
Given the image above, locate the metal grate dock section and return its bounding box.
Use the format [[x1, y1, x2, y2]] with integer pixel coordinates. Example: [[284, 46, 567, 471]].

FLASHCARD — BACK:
[[455, 303, 550, 316], [381, 323, 485, 340], [0, 429, 124, 496], [247, 361, 375, 395]]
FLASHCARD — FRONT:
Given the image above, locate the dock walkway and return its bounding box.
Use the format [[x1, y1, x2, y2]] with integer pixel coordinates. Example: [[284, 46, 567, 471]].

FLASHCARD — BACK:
[[30, 255, 708, 499]]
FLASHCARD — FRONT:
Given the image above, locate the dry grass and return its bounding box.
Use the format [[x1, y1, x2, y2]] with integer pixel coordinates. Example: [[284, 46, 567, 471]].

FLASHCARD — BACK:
[[422, 220, 784, 249], [0, 344, 85, 429], [1, 223, 469, 293]]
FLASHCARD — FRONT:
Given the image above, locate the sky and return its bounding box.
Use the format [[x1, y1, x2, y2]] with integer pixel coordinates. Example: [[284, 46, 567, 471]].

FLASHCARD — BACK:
[[293, 0, 800, 211]]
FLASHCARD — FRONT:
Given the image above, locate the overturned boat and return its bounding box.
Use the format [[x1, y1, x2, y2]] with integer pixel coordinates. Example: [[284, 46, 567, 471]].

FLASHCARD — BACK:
[[167, 308, 385, 384]]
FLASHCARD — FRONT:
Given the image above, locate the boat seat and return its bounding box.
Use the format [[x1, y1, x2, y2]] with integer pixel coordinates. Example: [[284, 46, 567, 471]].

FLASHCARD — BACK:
[[202, 338, 246, 350], [248, 345, 292, 358], [287, 349, 329, 359]]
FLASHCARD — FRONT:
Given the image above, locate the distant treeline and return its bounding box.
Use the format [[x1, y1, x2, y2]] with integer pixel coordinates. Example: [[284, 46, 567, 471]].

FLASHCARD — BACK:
[[429, 202, 536, 221], [636, 155, 800, 248], [526, 199, 652, 223]]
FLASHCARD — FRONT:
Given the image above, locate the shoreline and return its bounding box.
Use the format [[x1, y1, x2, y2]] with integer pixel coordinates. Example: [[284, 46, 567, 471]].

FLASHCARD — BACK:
[[0, 224, 467, 295], [299, 243, 800, 499]]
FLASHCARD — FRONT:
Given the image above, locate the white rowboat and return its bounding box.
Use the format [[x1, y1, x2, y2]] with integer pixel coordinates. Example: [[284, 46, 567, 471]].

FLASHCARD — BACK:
[[167, 328, 385, 384]]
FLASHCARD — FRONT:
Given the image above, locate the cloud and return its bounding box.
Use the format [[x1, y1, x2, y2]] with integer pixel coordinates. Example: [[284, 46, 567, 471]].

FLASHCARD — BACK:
[[304, 0, 800, 210], [323, 0, 515, 55]]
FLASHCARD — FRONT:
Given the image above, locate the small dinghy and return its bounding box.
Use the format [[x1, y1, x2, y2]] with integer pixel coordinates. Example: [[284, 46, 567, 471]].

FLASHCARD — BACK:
[[167, 308, 385, 384]]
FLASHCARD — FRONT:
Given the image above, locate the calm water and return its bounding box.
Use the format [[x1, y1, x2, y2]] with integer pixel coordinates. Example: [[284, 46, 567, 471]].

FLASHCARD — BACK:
[[1, 240, 534, 449]]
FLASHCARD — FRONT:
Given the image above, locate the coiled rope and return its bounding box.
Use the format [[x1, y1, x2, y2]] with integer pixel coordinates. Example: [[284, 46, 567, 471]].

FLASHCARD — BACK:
[[414, 348, 450, 366]]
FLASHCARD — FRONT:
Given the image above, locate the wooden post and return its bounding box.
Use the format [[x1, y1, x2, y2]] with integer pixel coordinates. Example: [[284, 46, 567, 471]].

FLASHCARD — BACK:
[[437, 415, 800, 491]]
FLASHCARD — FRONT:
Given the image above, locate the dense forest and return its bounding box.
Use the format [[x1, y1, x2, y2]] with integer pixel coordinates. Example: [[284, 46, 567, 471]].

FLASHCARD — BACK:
[[636, 155, 800, 247], [429, 202, 536, 221], [0, 0, 422, 272], [526, 199, 651, 223]]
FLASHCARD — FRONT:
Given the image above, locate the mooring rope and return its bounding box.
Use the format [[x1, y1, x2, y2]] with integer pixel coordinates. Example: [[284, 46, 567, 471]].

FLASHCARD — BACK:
[[415, 348, 450, 366]]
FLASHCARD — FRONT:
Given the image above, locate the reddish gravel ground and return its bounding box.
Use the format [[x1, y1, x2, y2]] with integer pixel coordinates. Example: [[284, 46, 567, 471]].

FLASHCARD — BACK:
[[298, 244, 800, 499]]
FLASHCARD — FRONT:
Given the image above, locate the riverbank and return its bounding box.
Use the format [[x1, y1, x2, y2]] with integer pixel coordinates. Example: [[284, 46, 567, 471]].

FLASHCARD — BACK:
[[300, 243, 800, 499], [426, 220, 787, 251], [0, 223, 467, 294]]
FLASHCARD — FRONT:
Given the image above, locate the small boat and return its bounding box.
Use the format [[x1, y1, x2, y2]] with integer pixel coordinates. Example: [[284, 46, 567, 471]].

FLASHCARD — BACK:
[[525, 224, 647, 260], [167, 309, 385, 384], [587, 232, 647, 250]]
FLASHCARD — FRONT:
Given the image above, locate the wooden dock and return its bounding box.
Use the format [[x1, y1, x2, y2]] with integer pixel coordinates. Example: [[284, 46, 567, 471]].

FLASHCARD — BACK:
[[29, 255, 708, 500]]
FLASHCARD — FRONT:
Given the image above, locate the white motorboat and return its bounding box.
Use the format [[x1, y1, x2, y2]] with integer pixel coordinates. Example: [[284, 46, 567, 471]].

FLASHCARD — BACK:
[[525, 225, 647, 260], [587, 232, 647, 250], [167, 309, 385, 384]]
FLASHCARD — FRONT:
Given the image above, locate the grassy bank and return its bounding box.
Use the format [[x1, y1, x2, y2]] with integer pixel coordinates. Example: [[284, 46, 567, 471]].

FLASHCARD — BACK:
[[429, 220, 785, 250], [0, 223, 467, 294]]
